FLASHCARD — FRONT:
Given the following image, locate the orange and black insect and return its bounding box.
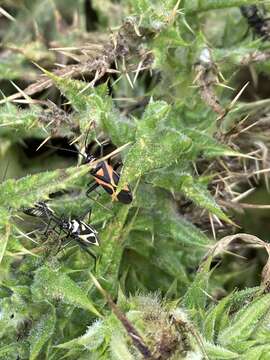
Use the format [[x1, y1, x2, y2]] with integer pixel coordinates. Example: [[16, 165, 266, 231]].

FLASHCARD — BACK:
[[82, 153, 133, 204], [43, 138, 133, 204]]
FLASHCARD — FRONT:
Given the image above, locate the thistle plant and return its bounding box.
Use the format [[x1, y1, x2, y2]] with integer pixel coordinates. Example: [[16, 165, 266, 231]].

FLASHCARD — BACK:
[[1, 1, 270, 359]]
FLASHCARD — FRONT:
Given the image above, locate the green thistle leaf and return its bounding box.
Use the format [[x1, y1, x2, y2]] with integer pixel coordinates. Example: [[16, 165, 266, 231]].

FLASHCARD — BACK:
[[31, 266, 101, 317]]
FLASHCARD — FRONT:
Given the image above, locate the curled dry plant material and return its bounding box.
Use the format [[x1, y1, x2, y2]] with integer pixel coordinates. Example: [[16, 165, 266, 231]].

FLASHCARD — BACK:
[[202, 232, 270, 290]]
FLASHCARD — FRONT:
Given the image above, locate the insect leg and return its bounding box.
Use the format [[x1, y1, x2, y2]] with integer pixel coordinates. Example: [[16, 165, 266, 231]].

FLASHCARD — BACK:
[[57, 239, 73, 254], [78, 207, 93, 222], [94, 137, 104, 157], [100, 143, 103, 157], [86, 182, 100, 198], [114, 161, 122, 173], [43, 217, 54, 236], [81, 246, 98, 271], [87, 207, 92, 223]]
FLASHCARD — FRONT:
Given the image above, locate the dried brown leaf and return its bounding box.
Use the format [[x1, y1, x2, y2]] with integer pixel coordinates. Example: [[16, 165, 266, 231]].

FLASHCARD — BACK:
[[202, 233, 270, 289]]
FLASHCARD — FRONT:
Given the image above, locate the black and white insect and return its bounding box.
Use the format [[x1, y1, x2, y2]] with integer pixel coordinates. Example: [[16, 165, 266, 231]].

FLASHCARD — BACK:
[[240, 5, 270, 40], [56, 218, 99, 248], [23, 202, 99, 262]]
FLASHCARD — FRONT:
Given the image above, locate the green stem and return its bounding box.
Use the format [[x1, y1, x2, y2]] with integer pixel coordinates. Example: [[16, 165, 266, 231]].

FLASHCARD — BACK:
[[97, 205, 131, 295], [185, 0, 261, 14]]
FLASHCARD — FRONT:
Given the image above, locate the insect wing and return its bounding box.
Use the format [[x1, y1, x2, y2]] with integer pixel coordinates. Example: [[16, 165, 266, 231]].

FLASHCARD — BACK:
[[23, 206, 44, 217], [93, 162, 133, 203], [76, 221, 99, 247], [23, 202, 54, 218], [93, 162, 115, 195], [111, 169, 132, 204]]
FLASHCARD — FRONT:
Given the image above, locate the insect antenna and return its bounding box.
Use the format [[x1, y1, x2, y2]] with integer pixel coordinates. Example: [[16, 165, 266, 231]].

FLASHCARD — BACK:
[[83, 125, 93, 154], [83, 124, 105, 157], [43, 144, 86, 159], [1, 160, 10, 183], [87, 193, 113, 214], [80, 246, 98, 270]]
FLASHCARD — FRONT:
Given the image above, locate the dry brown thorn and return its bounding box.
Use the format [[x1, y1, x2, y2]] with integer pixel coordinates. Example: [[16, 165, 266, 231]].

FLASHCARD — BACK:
[[0, 6, 15, 21], [215, 82, 250, 138], [220, 200, 270, 210], [0, 20, 153, 105]]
